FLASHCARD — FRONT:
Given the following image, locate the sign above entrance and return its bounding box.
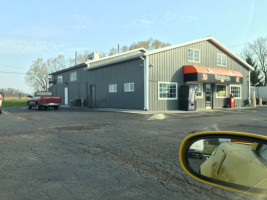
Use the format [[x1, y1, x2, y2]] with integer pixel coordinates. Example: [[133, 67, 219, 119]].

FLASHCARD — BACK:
[[184, 65, 243, 84]]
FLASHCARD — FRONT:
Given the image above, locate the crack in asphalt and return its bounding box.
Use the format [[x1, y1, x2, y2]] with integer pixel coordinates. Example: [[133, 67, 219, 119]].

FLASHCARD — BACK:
[[76, 144, 227, 199]]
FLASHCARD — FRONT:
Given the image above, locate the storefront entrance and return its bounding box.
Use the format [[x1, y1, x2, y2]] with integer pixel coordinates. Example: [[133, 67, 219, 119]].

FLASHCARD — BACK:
[[205, 84, 212, 109]]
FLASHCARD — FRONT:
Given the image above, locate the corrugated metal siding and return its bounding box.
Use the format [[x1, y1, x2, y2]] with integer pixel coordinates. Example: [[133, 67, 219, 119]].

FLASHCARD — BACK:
[[148, 40, 249, 111], [50, 58, 144, 109], [49, 66, 87, 105], [87, 58, 144, 109]]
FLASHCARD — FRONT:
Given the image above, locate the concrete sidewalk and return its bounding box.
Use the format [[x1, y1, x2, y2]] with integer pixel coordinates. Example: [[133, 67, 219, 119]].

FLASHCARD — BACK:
[[60, 104, 264, 115], [89, 106, 259, 115]]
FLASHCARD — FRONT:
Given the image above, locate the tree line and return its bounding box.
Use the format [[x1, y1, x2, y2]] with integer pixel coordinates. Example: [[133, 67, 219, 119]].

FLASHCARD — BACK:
[[0, 88, 27, 98]]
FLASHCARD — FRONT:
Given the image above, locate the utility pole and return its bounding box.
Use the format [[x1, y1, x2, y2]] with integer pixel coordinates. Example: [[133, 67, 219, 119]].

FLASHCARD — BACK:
[[75, 51, 77, 65], [118, 44, 120, 54]]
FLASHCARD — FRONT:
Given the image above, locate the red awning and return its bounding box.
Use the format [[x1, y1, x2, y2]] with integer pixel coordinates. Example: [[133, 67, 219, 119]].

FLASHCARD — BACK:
[[184, 65, 243, 77]]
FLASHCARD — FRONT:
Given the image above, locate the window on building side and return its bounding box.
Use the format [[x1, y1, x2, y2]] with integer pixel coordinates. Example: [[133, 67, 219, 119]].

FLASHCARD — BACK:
[[158, 82, 177, 100], [124, 83, 134, 92], [70, 72, 77, 81], [188, 49, 200, 62], [217, 53, 227, 66], [57, 76, 63, 84], [189, 84, 202, 98], [230, 85, 241, 99], [216, 85, 227, 98], [109, 84, 117, 93]]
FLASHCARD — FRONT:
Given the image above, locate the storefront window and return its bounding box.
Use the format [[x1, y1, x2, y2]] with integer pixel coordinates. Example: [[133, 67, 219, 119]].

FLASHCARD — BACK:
[[230, 85, 241, 99], [216, 85, 227, 98], [158, 82, 177, 100], [190, 84, 202, 98]]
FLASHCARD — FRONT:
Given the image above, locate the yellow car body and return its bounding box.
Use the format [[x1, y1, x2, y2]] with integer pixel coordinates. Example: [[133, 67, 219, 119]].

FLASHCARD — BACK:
[[200, 142, 267, 189]]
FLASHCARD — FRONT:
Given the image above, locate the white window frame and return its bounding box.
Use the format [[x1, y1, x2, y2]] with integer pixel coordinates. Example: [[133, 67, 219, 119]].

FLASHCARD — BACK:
[[57, 76, 63, 84], [216, 84, 227, 98], [70, 71, 77, 82], [217, 53, 227, 66], [109, 84, 117, 93], [188, 48, 200, 63], [188, 83, 203, 98], [230, 85, 242, 99], [158, 82, 178, 100], [124, 83, 134, 92]]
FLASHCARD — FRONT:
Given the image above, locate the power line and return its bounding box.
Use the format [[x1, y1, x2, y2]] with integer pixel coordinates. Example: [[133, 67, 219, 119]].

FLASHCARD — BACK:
[[0, 64, 26, 68], [0, 71, 26, 74]]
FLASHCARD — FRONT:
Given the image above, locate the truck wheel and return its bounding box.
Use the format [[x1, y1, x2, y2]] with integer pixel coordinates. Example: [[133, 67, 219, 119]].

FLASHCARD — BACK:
[[27, 103, 32, 109], [54, 106, 59, 110], [37, 103, 42, 110]]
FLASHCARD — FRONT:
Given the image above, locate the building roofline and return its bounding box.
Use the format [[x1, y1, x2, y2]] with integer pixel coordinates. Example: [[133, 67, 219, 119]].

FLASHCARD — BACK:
[[145, 36, 254, 71], [50, 63, 87, 75], [86, 53, 144, 71], [86, 48, 147, 65], [208, 38, 254, 71], [51, 37, 254, 75]]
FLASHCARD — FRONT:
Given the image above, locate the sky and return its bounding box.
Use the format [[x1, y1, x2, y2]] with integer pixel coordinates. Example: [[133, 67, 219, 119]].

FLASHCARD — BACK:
[[0, 0, 266, 93]]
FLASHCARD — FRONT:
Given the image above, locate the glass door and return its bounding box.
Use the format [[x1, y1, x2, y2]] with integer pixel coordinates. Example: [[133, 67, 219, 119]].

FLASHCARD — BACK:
[[205, 84, 212, 109]]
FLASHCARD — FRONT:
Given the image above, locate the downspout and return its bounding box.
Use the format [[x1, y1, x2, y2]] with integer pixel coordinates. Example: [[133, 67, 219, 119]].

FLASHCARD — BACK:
[[248, 70, 251, 100], [141, 55, 149, 111]]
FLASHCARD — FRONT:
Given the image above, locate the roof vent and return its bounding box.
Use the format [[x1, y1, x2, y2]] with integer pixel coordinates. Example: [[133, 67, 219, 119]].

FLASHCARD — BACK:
[[88, 52, 100, 61]]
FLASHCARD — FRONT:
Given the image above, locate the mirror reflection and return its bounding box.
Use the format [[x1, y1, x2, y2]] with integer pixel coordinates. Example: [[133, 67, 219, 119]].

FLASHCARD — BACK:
[[188, 138, 267, 189]]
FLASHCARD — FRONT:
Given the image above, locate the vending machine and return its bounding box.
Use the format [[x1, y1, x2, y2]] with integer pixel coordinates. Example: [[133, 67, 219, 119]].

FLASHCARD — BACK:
[[179, 85, 196, 111]]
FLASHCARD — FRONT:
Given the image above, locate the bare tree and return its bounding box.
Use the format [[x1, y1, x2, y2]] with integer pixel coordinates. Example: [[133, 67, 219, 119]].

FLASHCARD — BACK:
[[108, 48, 118, 56], [25, 58, 49, 91], [47, 54, 66, 74], [68, 50, 90, 66], [248, 37, 267, 85], [109, 38, 171, 55]]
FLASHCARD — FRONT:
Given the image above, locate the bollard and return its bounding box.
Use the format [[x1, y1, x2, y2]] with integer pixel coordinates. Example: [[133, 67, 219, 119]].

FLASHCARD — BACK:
[[252, 91, 256, 107], [259, 98, 262, 107]]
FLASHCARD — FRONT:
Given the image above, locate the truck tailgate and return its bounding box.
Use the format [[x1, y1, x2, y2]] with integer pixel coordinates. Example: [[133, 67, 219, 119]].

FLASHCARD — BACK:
[[40, 97, 61, 103]]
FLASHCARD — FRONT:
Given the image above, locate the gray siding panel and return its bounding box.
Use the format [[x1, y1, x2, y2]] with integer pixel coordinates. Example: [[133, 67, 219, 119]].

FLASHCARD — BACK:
[[148, 40, 250, 111], [50, 58, 144, 109], [87, 58, 144, 109], [49, 66, 87, 105]]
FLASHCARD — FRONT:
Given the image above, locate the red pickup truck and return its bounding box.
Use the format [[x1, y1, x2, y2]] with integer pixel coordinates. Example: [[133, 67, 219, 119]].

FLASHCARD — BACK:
[[27, 91, 61, 110]]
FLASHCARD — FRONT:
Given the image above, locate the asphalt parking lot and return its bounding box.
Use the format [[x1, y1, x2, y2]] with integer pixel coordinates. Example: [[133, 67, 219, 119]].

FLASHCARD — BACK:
[[0, 106, 267, 200]]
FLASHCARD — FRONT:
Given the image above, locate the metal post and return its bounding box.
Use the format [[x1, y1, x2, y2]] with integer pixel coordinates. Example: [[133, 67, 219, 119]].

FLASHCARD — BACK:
[[75, 51, 77, 65], [252, 91, 256, 107]]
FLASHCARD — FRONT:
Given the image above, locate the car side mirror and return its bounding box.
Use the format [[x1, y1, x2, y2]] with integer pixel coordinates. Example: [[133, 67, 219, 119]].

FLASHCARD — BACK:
[[179, 131, 267, 197], [27, 95, 32, 98]]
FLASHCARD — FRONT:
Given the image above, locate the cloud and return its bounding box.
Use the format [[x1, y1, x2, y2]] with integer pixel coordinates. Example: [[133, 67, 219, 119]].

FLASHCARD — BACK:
[[141, 19, 154, 25], [179, 15, 197, 21], [0, 39, 67, 55], [165, 12, 178, 21], [71, 14, 95, 30]]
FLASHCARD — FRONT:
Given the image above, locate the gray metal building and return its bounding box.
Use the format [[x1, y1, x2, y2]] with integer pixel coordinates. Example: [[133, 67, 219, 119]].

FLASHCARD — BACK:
[[49, 36, 254, 111]]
